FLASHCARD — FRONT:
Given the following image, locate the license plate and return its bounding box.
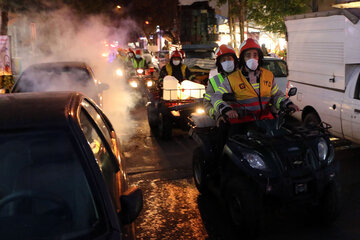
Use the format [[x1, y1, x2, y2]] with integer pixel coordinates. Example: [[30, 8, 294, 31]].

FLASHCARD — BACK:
[[295, 183, 308, 194]]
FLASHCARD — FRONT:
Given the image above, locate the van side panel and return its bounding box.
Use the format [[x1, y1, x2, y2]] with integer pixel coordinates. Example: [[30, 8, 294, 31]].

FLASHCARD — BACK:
[[286, 16, 346, 90]]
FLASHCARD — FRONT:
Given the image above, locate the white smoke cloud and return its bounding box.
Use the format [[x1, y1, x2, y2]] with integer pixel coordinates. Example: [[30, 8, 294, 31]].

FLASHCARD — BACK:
[[14, 7, 143, 140]]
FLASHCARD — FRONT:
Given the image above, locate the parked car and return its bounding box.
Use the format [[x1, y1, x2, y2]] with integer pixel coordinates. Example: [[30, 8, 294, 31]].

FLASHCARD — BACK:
[[285, 10, 360, 144], [11, 62, 109, 107], [263, 57, 288, 94], [0, 92, 142, 239]]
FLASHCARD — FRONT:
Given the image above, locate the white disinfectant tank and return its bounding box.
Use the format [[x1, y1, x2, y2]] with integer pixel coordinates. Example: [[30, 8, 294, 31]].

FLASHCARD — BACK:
[[163, 76, 179, 100], [179, 80, 206, 99]]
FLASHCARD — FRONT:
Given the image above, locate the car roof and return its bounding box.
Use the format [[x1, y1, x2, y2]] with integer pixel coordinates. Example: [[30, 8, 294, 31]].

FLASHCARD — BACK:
[[0, 92, 83, 130], [25, 61, 90, 70]]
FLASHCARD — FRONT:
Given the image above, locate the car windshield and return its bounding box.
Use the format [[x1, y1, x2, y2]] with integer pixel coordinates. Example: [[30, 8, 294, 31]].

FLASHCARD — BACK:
[[0, 129, 103, 239], [262, 60, 288, 77], [13, 66, 96, 94]]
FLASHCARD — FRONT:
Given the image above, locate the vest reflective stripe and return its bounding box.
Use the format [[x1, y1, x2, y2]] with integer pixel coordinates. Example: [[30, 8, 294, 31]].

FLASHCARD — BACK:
[[165, 63, 187, 79], [132, 58, 145, 68], [204, 93, 211, 101], [209, 74, 225, 92], [276, 96, 285, 109], [209, 108, 215, 118], [218, 87, 228, 94], [214, 99, 224, 110], [271, 84, 279, 95]]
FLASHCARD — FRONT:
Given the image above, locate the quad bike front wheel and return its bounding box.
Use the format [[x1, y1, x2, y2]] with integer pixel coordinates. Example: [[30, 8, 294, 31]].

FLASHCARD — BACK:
[[310, 180, 341, 225], [147, 103, 159, 130], [158, 112, 172, 140], [192, 146, 209, 194], [225, 177, 262, 238]]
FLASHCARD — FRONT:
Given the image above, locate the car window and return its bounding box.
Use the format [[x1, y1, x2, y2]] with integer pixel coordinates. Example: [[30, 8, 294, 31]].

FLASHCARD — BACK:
[[81, 100, 112, 144], [263, 60, 288, 77], [79, 110, 118, 204], [13, 66, 96, 94], [355, 73, 360, 100], [0, 129, 103, 239]]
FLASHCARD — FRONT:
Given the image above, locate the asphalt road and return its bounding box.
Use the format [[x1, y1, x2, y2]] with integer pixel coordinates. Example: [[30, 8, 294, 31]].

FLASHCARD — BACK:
[[122, 106, 360, 240]]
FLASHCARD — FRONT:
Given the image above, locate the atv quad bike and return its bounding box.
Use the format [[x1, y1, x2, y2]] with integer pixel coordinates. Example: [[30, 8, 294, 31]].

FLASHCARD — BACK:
[[189, 88, 340, 237], [147, 77, 205, 139]]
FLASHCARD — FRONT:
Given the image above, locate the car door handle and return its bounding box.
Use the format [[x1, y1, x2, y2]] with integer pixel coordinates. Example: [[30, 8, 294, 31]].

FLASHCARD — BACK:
[[355, 109, 360, 114]]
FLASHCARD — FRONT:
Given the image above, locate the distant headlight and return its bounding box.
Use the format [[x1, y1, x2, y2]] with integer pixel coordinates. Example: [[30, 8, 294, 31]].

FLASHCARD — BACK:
[[196, 108, 205, 115], [136, 68, 144, 74], [147, 80, 153, 87], [243, 152, 267, 170], [317, 138, 328, 161], [130, 81, 138, 88], [116, 69, 123, 76]]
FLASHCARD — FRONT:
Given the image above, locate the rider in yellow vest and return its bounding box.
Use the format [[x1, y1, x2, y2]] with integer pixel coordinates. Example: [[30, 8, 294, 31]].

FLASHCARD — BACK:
[[203, 44, 238, 120], [125, 48, 135, 64], [159, 50, 195, 83], [211, 38, 299, 125], [130, 49, 148, 69]]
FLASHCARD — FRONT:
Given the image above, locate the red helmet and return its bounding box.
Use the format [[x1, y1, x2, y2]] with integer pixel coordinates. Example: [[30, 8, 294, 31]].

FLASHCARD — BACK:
[[135, 49, 142, 55], [128, 48, 134, 54], [239, 38, 261, 55], [215, 44, 236, 59], [239, 38, 263, 68], [170, 50, 183, 60]]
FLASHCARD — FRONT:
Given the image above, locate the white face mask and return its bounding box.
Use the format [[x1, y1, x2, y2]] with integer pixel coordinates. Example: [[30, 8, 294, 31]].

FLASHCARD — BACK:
[[221, 60, 235, 73], [246, 58, 258, 71], [135, 54, 141, 58], [173, 60, 181, 66], [129, 53, 134, 57]]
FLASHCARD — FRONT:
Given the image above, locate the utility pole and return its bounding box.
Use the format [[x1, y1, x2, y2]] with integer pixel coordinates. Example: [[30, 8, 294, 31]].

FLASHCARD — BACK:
[[228, 1, 234, 48], [0, 3, 9, 35], [239, 0, 246, 43]]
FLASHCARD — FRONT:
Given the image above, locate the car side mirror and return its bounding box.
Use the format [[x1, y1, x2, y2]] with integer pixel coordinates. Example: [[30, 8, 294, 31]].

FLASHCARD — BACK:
[[99, 83, 109, 92], [119, 187, 143, 225], [222, 93, 236, 101], [288, 87, 297, 97]]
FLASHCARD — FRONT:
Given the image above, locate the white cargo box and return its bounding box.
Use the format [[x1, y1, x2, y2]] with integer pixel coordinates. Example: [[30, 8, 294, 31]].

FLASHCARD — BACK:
[[285, 10, 360, 91], [163, 76, 205, 100]]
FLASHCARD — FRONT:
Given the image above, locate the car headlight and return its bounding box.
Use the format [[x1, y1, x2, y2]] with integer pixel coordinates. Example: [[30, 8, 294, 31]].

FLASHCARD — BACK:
[[136, 68, 144, 74], [147, 80, 153, 87], [243, 152, 267, 170], [116, 69, 123, 76], [130, 81, 138, 88], [317, 138, 328, 161], [196, 108, 205, 115]]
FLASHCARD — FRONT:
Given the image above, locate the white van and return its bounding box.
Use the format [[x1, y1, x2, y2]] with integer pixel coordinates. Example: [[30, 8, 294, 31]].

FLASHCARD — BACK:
[[285, 10, 360, 144]]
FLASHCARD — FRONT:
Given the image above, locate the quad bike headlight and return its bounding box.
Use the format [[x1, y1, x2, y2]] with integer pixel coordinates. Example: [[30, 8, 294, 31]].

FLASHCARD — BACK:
[[136, 68, 144, 74], [317, 138, 328, 161], [195, 108, 205, 115], [147, 80, 153, 87], [116, 68, 123, 76], [130, 81, 138, 88], [243, 152, 267, 170]]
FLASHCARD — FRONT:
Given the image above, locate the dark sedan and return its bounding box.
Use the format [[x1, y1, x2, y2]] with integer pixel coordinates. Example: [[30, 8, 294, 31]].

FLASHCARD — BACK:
[[0, 92, 142, 239], [11, 62, 109, 107]]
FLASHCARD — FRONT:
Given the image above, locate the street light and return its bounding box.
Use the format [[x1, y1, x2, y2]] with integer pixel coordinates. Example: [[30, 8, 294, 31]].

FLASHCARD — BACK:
[[145, 21, 149, 25], [116, 5, 121, 9]]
